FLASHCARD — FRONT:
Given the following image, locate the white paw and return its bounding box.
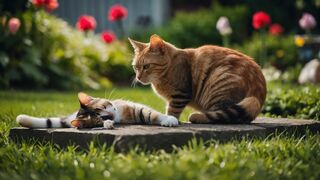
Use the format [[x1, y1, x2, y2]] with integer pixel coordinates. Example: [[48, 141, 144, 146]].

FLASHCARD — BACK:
[[160, 116, 179, 127], [103, 120, 115, 129]]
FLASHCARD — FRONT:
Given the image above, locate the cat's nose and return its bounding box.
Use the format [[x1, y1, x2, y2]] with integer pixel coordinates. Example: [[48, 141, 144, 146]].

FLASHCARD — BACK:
[[137, 74, 142, 80]]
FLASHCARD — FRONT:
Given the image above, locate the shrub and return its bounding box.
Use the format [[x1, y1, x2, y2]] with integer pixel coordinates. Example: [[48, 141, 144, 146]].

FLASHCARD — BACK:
[[132, 3, 249, 48], [234, 34, 299, 69], [0, 10, 132, 90], [263, 83, 320, 120], [263, 64, 303, 84]]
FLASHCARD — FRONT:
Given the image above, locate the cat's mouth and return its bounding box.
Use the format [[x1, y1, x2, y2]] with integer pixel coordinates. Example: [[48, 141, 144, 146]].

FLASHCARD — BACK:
[[101, 113, 114, 120], [137, 79, 151, 85]]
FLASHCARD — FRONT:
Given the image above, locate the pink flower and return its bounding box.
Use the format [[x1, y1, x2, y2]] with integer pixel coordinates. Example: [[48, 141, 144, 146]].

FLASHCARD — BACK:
[[8, 18, 21, 34], [299, 13, 317, 30], [252, 11, 271, 30], [32, 0, 59, 12], [76, 15, 96, 31], [101, 31, 116, 44], [269, 23, 284, 36], [216, 16, 232, 36], [108, 4, 128, 22]]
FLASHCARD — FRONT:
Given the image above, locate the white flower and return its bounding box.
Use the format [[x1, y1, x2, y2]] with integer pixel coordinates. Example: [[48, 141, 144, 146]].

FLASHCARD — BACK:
[[216, 16, 232, 36]]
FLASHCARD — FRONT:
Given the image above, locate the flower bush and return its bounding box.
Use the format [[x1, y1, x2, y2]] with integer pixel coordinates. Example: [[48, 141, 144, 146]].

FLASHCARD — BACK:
[[234, 34, 298, 70], [132, 3, 249, 48], [0, 9, 132, 90], [263, 82, 320, 120]]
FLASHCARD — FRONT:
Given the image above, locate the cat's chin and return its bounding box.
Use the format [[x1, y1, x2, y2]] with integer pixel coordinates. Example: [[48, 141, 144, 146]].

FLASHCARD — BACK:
[[140, 82, 151, 85], [137, 80, 151, 85]]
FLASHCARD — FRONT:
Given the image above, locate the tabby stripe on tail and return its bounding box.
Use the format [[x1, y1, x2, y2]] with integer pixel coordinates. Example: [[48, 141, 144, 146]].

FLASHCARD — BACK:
[[132, 106, 137, 123], [139, 108, 147, 124], [46, 119, 52, 128], [205, 104, 250, 124]]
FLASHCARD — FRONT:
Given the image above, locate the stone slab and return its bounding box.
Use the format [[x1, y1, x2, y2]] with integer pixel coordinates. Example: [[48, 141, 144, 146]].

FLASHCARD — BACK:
[[252, 117, 320, 135], [9, 117, 320, 152]]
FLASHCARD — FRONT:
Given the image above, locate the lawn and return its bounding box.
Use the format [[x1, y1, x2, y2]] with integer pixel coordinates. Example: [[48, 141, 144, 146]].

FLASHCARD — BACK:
[[0, 86, 320, 179]]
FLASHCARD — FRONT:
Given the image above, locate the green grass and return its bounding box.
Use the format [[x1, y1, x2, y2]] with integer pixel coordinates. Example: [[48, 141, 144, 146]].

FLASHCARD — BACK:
[[0, 87, 320, 179]]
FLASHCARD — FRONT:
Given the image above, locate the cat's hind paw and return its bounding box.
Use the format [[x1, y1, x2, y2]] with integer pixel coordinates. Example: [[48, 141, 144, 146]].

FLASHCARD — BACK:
[[160, 116, 179, 127]]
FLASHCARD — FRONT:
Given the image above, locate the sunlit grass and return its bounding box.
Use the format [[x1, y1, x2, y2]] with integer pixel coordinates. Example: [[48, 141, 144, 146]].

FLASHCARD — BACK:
[[0, 88, 319, 179]]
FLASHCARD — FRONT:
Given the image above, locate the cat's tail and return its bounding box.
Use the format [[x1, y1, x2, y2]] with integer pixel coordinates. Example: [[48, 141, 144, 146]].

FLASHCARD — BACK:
[[16, 112, 77, 128], [205, 97, 261, 124]]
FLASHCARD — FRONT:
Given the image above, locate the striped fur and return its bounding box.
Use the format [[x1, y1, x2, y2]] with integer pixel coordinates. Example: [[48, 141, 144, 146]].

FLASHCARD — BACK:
[[16, 113, 76, 128], [129, 34, 267, 124], [16, 93, 179, 129]]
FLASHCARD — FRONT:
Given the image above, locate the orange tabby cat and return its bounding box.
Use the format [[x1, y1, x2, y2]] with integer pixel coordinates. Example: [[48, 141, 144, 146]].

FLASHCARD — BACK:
[[128, 35, 266, 124]]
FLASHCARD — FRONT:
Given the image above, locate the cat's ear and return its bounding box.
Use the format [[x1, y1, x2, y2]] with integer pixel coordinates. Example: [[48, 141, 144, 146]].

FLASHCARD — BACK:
[[128, 38, 147, 53], [71, 119, 84, 128], [78, 92, 93, 107], [149, 34, 165, 53]]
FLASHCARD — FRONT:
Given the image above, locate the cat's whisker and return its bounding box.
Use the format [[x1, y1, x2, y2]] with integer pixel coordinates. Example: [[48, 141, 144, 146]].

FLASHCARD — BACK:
[[131, 77, 137, 88], [108, 88, 116, 100]]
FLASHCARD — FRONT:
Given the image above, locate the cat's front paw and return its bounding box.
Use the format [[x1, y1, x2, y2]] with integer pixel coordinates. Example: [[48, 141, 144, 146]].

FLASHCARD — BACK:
[[160, 116, 179, 127], [103, 120, 114, 129]]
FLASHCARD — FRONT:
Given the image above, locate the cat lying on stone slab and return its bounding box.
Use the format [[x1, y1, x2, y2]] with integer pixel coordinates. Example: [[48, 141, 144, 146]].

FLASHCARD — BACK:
[[16, 92, 179, 129]]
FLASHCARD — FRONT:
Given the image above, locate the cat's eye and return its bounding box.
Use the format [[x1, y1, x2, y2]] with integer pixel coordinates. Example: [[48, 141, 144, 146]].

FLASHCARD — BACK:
[[132, 65, 138, 71], [143, 64, 150, 70]]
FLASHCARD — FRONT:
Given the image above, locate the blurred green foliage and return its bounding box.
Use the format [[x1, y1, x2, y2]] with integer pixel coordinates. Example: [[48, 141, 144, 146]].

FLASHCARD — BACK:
[[0, 10, 132, 90], [132, 3, 302, 72], [132, 3, 249, 48], [1, 1, 318, 90], [234, 34, 299, 70], [263, 82, 320, 120]]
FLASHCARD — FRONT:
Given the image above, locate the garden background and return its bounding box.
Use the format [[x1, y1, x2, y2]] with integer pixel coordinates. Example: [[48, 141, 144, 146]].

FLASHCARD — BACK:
[[1, 0, 319, 120], [0, 0, 320, 179]]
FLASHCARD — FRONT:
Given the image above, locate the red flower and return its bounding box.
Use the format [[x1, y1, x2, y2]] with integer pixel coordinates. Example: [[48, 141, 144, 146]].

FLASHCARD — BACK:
[[269, 23, 284, 35], [32, 0, 44, 6], [32, 0, 59, 12], [45, 0, 59, 11], [108, 4, 128, 22], [101, 31, 116, 44], [252, 11, 271, 29], [76, 15, 96, 31]]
